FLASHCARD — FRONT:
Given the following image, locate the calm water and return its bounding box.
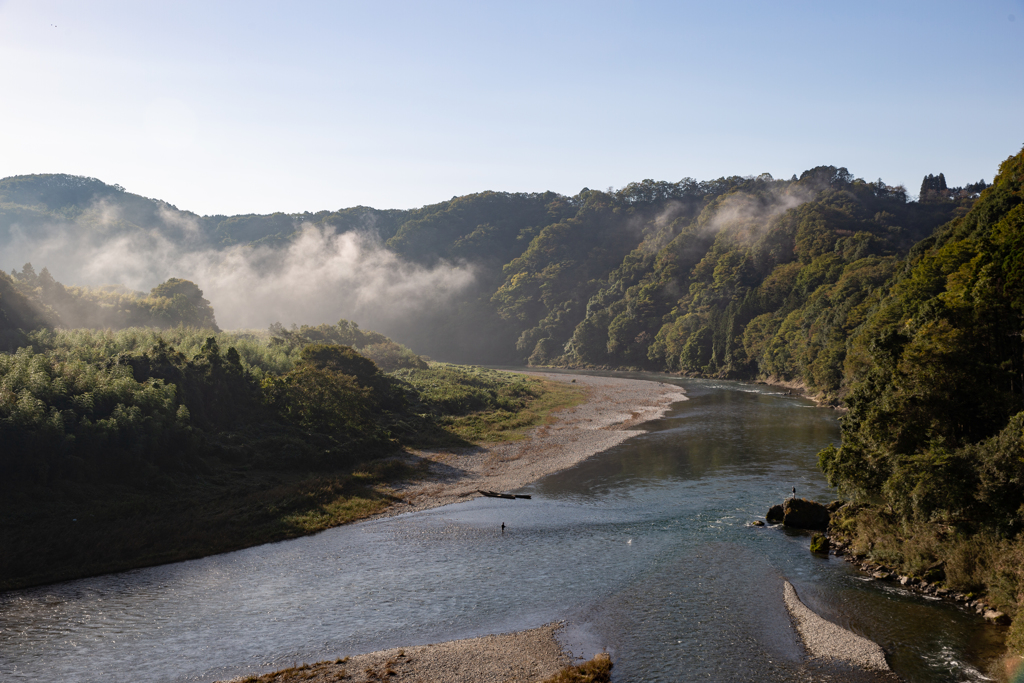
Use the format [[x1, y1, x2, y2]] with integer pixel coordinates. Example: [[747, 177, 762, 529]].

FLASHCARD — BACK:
[[0, 375, 1004, 682]]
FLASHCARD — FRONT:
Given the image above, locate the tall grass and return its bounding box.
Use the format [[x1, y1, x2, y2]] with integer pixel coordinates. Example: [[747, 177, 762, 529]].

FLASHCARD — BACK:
[[392, 363, 541, 414], [541, 654, 613, 683]]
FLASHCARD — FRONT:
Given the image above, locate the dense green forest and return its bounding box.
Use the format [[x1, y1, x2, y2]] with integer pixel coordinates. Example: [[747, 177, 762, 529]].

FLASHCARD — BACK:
[[819, 149, 1024, 650], [4, 149, 1024, 649], [2, 267, 219, 335], [0, 167, 977, 367]]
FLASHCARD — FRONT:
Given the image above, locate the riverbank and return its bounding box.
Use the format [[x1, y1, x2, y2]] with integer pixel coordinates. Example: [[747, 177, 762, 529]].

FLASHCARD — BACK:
[[0, 367, 607, 591], [822, 511, 1019, 679], [15, 373, 992, 682], [375, 372, 687, 518]]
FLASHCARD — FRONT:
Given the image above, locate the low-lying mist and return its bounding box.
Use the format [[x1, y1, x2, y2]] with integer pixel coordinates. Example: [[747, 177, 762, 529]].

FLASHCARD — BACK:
[[704, 184, 814, 240], [3, 221, 478, 337]]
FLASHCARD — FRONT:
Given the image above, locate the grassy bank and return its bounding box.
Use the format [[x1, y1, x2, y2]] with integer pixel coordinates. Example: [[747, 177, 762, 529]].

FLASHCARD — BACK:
[[541, 654, 613, 683], [1, 457, 407, 589], [394, 364, 587, 443], [0, 329, 586, 591]]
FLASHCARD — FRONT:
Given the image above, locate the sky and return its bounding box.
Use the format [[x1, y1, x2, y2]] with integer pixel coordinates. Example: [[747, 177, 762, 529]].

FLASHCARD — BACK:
[[1, 0, 1022, 216]]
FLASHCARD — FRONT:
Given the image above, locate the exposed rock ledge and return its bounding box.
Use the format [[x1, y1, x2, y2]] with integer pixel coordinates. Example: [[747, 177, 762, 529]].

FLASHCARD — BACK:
[[783, 581, 890, 672]]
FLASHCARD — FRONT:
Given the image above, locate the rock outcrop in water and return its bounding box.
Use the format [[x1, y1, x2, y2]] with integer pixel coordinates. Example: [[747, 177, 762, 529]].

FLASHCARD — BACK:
[[783, 498, 831, 530], [765, 498, 831, 531]]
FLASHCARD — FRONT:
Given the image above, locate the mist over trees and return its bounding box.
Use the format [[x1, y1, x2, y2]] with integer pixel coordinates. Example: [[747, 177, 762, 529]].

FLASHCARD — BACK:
[[2, 267, 218, 337], [0, 156, 997, 381]]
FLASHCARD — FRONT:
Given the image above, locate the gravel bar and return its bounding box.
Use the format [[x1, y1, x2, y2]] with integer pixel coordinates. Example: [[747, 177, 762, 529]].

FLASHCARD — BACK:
[[784, 580, 890, 672], [221, 624, 572, 683]]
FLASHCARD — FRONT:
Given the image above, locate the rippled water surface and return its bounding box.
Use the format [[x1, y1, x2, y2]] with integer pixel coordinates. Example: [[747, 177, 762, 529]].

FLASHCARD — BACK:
[[0, 375, 1004, 682]]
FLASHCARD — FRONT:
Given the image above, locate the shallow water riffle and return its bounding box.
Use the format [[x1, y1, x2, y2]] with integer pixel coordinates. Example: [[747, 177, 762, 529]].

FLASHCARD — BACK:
[[0, 374, 1005, 683]]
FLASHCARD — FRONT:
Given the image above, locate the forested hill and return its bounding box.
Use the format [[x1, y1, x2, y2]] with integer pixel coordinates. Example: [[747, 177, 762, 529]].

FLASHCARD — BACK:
[[821, 147, 1024, 522], [809, 150, 1024, 645], [0, 161, 993, 387]]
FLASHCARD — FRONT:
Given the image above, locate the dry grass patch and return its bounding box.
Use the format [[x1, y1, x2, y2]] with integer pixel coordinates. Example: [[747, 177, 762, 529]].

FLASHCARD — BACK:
[[540, 653, 613, 683]]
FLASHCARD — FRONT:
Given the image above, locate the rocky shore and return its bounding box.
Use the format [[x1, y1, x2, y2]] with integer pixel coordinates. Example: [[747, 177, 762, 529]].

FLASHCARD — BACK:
[[765, 496, 1010, 678], [831, 546, 1010, 625], [774, 497, 1011, 626]]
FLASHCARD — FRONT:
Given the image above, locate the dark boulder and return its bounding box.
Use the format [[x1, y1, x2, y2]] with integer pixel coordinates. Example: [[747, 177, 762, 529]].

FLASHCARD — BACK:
[[766, 504, 784, 523], [923, 561, 946, 582], [782, 498, 830, 531]]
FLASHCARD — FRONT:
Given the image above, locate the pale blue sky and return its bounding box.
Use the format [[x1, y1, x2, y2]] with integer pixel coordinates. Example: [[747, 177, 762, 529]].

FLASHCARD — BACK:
[[1, 0, 1021, 215]]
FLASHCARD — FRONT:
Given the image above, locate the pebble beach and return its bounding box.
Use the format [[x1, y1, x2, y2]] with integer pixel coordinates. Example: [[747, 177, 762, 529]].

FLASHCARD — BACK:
[[227, 624, 574, 683]]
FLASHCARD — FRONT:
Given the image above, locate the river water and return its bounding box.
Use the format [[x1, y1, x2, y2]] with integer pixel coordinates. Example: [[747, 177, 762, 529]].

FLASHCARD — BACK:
[[0, 375, 1005, 682]]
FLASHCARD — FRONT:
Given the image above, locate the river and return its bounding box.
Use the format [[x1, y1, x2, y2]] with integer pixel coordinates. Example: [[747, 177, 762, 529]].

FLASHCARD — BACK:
[[0, 375, 1004, 682]]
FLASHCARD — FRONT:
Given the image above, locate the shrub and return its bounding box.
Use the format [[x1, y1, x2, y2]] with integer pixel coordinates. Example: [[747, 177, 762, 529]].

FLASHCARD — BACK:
[[541, 654, 612, 683]]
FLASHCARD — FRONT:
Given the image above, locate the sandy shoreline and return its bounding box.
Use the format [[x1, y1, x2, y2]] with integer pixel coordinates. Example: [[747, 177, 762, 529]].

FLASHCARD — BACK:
[[374, 371, 687, 520], [221, 372, 683, 683]]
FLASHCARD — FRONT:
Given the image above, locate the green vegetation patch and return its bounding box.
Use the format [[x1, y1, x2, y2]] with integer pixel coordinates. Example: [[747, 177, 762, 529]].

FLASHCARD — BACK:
[[29, 325, 301, 375], [831, 505, 1024, 612], [392, 364, 587, 444], [393, 363, 540, 413], [809, 533, 830, 554]]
